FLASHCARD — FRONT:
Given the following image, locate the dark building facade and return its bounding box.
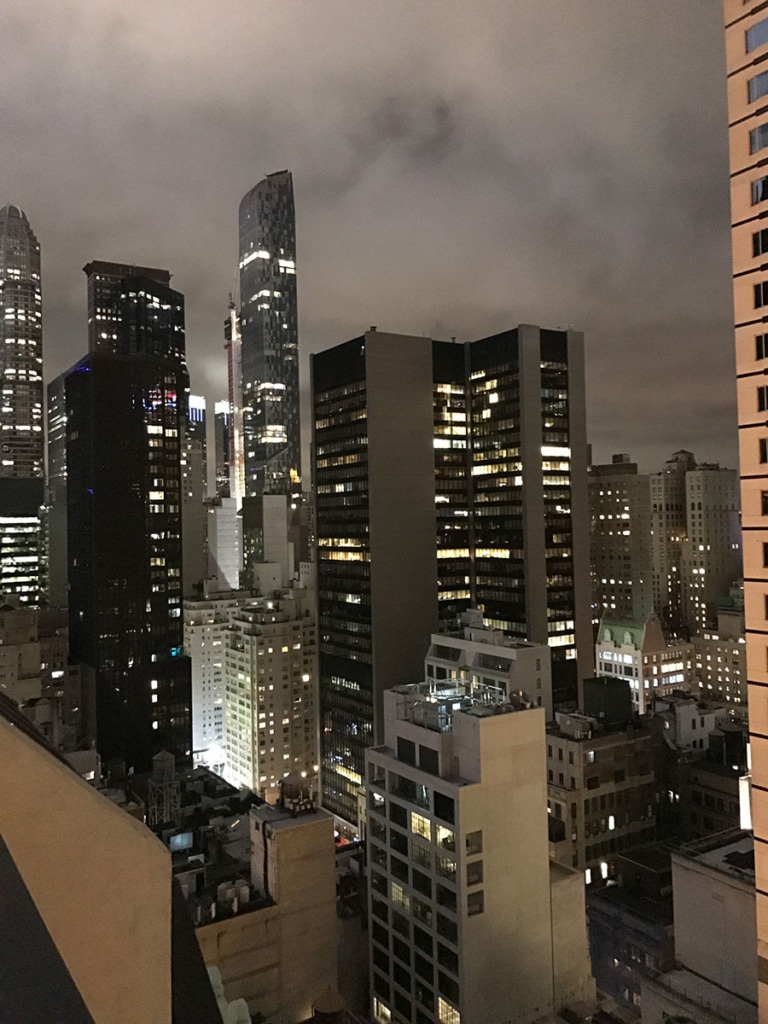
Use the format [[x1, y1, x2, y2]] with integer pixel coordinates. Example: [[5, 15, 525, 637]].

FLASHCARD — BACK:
[[238, 170, 300, 498], [0, 206, 44, 606], [312, 326, 591, 822], [46, 373, 68, 608], [66, 263, 191, 772], [587, 845, 675, 1010], [213, 401, 231, 498]]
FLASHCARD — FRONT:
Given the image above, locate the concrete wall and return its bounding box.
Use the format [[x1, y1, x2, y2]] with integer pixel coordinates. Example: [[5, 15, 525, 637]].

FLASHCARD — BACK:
[[672, 850, 757, 1003], [200, 809, 338, 1021], [365, 332, 439, 741], [0, 715, 172, 1023], [549, 861, 595, 1009], [197, 906, 282, 1016], [456, 707, 556, 1023]]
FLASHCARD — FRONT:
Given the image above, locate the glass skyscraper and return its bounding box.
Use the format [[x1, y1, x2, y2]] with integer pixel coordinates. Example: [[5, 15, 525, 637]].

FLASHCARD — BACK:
[[0, 206, 44, 605], [238, 170, 301, 497], [312, 327, 591, 823], [66, 262, 191, 772]]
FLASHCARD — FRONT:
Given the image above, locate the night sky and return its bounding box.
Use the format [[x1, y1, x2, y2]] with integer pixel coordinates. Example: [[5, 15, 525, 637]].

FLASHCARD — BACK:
[[2, 1, 732, 473]]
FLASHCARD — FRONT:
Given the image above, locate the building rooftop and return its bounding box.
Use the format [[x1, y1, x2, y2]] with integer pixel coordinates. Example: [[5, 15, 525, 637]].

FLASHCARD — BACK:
[[547, 708, 649, 742], [391, 678, 536, 733], [251, 800, 332, 833], [82, 260, 171, 286], [617, 844, 672, 875], [674, 828, 754, 883], [436, 624, 544, 653], [588, 882, 674, 928], [644, 965, 756, 1022]]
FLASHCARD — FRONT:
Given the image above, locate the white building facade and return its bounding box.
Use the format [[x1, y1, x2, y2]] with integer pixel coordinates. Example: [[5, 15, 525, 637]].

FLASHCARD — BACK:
[[224, 588, 317, 799], [183, 589, 255, 775], [596, 613, 693, 714]]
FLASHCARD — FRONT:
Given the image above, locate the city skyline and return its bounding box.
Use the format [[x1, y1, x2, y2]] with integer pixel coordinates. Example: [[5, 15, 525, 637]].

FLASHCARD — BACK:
[[0, 1, 732, 472]]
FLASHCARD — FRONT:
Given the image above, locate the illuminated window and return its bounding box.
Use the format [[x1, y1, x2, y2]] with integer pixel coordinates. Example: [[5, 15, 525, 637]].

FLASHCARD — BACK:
[[391, 881, 409, 912], [411, 812, 431, 840], [373, 998, 392, 1024], [438, 998, 460, 1024]]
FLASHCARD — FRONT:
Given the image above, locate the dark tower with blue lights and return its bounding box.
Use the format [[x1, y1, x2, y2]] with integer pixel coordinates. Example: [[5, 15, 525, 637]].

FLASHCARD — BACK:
[[66, 262, 191, 772]]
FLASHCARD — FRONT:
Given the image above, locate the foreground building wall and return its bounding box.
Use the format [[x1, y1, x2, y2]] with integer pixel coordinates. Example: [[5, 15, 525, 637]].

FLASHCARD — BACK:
[[724, 2, 768, 1009], [0, 710, 172, 1022]]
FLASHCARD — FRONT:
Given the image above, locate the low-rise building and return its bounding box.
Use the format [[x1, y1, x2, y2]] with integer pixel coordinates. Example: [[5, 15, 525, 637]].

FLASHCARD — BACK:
[[641, 830, 757, 1023], [187, 780, 338, 1022], [131, 759, 341, 1022], [0, 603, 84, 753], [547, 708, 658, 882], [691, 586, 746, 707], [587, 844, 675, 1012], [652, 693, 747, 840], [596, 613, 693, 714]]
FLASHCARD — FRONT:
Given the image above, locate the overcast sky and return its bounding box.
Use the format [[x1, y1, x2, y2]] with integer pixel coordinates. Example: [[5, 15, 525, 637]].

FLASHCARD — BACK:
[[2, 1, 732, 472]]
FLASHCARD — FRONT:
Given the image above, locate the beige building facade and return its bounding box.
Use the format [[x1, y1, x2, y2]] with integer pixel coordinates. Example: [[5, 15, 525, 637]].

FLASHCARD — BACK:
[[366, 680, 594, 1024], [0, 698, 220, 1023], [724, 2, 768, 1011], [196, 802, 338, 1022], [223, 588, 317, 799]]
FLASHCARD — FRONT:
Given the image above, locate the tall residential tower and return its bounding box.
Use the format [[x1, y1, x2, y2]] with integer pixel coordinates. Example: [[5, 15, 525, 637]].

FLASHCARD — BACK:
[[238, 171, 300, 498]]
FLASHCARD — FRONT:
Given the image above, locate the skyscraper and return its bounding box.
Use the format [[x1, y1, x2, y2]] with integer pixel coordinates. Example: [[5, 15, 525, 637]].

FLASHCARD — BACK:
[[650, 449, 695, 633], [725, 1, 768, 1009], [66, 262, 191, 772], [238, 170, 300, 498], [589, 454, 654, 625], [590, 451, 741, 636], [0, 206, 43, 478], [0, 206, 44, 605], [312, 326, 591, 823], [46, 372, 68, 608], [680, 462, 741, 636]]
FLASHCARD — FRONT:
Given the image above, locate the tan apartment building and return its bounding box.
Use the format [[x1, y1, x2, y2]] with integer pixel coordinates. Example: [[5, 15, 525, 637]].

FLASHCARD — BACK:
[[724, 2, 768, 1011], [366, 680, 594, 1024]]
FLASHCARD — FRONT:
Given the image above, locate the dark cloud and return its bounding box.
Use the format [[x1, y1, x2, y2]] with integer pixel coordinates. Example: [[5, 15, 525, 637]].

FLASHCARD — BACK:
[[0, 0, 733, 473]]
